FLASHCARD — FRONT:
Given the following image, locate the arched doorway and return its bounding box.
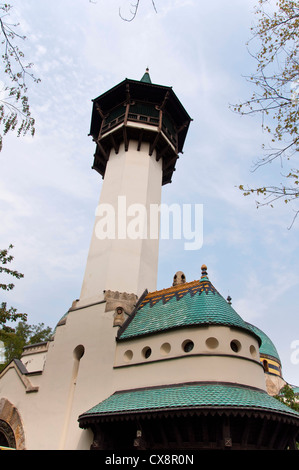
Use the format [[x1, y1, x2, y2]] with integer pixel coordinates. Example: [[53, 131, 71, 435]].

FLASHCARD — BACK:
[[0, 398, 25, 449], [0, 420, 16, 449]]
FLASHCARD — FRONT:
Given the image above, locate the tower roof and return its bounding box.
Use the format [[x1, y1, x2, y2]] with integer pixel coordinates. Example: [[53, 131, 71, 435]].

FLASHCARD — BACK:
[[90, 76, 191, 152], [117, 266, 261, 344], [89, 73, 192, 185], [79, 382, 299, 424], [140, 67, 152, 83]]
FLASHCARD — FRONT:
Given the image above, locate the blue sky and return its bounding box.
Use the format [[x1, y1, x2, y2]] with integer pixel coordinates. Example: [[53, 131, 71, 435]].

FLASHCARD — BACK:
[[0, 0, 298, 385]]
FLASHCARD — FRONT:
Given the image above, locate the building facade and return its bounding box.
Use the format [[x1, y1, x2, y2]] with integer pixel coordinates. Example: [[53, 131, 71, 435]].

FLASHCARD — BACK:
[[0, 71, 298, 450]]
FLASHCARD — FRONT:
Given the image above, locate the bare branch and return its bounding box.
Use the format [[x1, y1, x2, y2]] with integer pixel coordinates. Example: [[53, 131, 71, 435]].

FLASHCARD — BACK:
[[119, 0, 157, 22]]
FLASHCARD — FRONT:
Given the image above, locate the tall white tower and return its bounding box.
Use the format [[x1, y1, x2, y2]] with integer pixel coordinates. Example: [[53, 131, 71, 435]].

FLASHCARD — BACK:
[[79, 70, 191, 306]]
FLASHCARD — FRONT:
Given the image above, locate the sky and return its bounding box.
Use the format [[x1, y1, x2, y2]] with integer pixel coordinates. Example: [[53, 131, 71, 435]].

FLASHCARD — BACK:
[[0, 0, 298, 385]]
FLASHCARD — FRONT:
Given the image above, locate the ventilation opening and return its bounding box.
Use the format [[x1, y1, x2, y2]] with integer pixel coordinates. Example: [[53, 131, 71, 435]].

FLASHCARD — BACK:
[[73, 344, 85, 360], [142, 347, 152, 359], [124, 350, 133, 362], [230, 340, 241, 353], [160, 343, 171, 355], [206, 337, 219, 349], [182, 340, 194, 353], [250, 345, 257, 358]]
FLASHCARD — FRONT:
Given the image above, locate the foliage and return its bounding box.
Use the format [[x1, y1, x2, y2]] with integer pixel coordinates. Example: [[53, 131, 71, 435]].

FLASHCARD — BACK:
[[0, 244, 26, 332], [0, 3, 40, 151], [274, 383, 299, 411], [0, 246, 52, 372], [233, 0, 299, 224], [0, 321, 52, 370]]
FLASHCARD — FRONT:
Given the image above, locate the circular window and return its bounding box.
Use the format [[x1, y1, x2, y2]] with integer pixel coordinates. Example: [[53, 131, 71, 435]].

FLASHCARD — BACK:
[[205, 337, 219, 349], [73, 344, 85, 360], [123, 350, 133, 362], [182, 340, 194, 353], [142, 346, 152, 359], [230, 340, 241, 353], [250, 345, 257, 358], [160, 342, 171, 355]]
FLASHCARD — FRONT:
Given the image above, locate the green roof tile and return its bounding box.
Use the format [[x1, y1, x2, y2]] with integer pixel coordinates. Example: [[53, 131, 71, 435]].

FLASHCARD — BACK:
[[246, 323, 281, 363], [79, 383, 299, 419], [118, 276, 258, 341]]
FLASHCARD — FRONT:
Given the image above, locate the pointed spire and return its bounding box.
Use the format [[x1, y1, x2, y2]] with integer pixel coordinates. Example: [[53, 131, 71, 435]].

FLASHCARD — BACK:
[[200, 264, 208, 279], [140, 67, 152, 84]]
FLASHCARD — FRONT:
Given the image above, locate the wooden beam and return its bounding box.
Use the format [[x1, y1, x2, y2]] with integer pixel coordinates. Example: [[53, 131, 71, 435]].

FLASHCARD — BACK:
[[159, 422, 169, 448], [256, 419, 268, 448], [137, 129, 144, 151], [109, 134, 119, 154], [95, 103, 105, 119], [163, 155, 177, 171], [201, 416, 209, 444], [159, 109, 163, 131], [97, 142, 109, 161], [240, 416, 250, 448], [125, 83, 130, 102], [268, 421, 280, 448], [172, 421, 183, 447], [124, 102, 130, 125], [156, 144, 169, 161], [176, 120, 189, 133], [160, 91, 170, 111], [149, 132, 161, 156], [222, 416, 232, 449], [123, 126, 129, 151]]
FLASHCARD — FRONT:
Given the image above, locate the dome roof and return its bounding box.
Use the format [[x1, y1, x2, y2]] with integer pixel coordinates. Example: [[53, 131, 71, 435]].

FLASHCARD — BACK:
[[246, 322, 281, 364], [118, 266, 260, 344]]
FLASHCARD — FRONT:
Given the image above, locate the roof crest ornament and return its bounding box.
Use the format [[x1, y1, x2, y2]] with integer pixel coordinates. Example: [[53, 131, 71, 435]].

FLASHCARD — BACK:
[[201, 264, 208, 279]]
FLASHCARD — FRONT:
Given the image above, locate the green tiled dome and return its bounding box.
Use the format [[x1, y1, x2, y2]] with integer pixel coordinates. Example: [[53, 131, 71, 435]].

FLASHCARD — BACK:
[[118, 268, 260, 342], [79, 383, 299, 420], [246, 323, 281, 363]]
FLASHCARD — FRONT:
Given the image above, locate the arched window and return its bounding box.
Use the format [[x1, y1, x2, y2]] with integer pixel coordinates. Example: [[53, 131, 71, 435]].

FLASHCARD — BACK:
[[263, 359, 269, 372], [0, 420, 16, 449], [0, 399, 25, 449]]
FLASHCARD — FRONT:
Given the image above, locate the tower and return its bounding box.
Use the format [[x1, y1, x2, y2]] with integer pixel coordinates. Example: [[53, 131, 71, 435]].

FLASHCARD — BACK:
[[1, 71, 298, 451], [79, 69, 192, 305]]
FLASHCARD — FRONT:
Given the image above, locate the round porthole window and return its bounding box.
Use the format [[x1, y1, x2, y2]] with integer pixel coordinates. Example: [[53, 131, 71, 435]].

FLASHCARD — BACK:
[[124, 350, 133, 362], [250, 345, 257, 358], [205, 337, 219, 349], [142, 346, 152, 359], [160, 342, 171, 355], [230, 340, 241, 353], [182, 340, 194, 353]]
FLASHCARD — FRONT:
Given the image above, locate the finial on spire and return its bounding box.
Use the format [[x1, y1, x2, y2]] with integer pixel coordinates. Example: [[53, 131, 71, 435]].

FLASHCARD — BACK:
[[201, 264, 208, 278], [140, 68, 152, 84]]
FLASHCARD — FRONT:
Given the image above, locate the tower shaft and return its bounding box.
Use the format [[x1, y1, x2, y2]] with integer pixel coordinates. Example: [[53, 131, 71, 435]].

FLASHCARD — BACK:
[[80, 140, 162, 303]]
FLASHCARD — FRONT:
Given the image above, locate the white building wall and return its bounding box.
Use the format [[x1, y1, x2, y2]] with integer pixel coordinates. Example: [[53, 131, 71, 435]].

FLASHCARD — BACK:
[[79, 141, 162, 306]]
